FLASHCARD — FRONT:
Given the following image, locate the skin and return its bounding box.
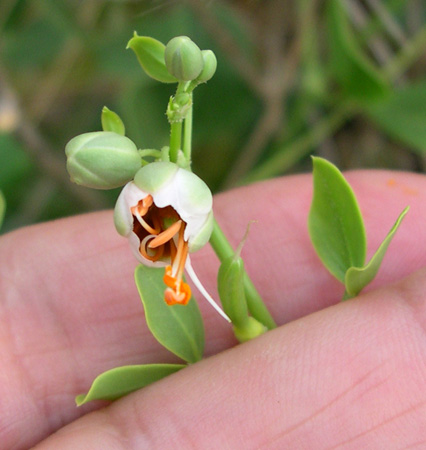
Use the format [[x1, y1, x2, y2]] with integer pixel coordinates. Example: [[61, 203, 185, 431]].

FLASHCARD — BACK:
[[0, 170, 425, 449]]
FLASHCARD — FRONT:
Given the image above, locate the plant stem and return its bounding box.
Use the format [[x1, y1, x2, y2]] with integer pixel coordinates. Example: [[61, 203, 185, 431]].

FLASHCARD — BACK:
[[182, 93, 193, 161], [210, 219, 277, 329], [169, 121, 182, 163]]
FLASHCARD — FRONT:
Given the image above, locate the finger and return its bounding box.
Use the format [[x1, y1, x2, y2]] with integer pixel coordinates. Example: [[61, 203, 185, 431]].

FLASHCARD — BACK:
[[1, 171, 425, 448], [34, 266, 426, 449], [202, 170, 426, 322]]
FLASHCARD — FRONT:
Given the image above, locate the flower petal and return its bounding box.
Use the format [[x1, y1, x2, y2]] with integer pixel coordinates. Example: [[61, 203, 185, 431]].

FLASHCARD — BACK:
[[114, 182, 148, 236]]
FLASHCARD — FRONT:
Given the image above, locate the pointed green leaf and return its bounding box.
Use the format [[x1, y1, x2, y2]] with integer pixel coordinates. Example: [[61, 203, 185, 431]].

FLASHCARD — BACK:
[[0, 191, 5, 230], [127, 34, 178, 84], [308, 157, 367, 282], [345, 206, 409, 297], [366, 80, 426, 154], [135, 265, 205, 363], [101, 106, 125, 135], [75, 363, 185, 406], [327, 0, 390, 102]]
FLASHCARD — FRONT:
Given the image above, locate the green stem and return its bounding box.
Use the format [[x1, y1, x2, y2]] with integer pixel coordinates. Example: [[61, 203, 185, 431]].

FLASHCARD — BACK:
[[210, 219, 277, 329], [183, 93, 193, 161], [169, 121, 182, 163]]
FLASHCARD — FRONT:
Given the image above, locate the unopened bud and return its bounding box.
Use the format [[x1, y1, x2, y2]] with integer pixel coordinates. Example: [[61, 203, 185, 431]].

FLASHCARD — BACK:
[[195, 50, 217, 83], [164, 36, 204, 81], [65, 131, 141, 189]]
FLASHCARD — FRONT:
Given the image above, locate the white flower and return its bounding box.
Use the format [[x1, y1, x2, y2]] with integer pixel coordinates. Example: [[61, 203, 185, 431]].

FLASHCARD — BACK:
[[114, 161, 229, 321]]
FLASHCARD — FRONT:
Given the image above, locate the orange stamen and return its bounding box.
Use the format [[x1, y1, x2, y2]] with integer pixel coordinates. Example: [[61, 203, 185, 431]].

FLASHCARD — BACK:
[[148, 220, 182, 249], [164, 282, 191, 305], [131, 205, 158, 235], [139, 236, 164, 262]]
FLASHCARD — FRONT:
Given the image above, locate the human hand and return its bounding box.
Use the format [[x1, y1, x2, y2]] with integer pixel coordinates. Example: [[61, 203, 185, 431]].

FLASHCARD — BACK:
[[1, 170, 425, 449]]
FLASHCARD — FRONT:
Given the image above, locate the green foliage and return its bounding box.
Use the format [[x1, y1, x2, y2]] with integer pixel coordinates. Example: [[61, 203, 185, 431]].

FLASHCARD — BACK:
[[309, 157, 409, 299], [1, 1, 425, 231], [135, 265, 205, 363], [345, 207, 409, 297], [366, 80, 426, 154], [0, 191, 5, 230], [127, 34, 178, 84], [308, 157, 366, 282], [327, 0, 390, 102], [76, 363, 185, 405]]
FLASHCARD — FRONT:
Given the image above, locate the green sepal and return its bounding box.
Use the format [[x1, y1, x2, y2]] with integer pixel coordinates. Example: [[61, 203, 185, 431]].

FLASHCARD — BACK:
[[75, 363, 185, 406], [0, 191, 5, 230], [101, 106, 125, 136], [327, 0, 390, 103], [127, 34, 178, 84], [135, 265, 205, 363], [308, 157, 366, 282], [344, 206, 409, 298]]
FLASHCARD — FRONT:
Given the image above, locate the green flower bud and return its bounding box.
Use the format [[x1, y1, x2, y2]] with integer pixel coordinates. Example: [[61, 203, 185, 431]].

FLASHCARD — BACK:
[[195, 50, 217, 83], [164, 36, 204, 81], [65, 131, 141, 189]]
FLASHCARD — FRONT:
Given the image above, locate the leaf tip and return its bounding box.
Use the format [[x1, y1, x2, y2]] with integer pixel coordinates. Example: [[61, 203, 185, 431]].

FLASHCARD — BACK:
[[75, 394, 87, 407]]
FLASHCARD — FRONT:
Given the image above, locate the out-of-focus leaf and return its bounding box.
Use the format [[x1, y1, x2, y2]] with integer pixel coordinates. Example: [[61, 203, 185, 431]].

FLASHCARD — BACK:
[[365, 80, 426, 154], [75, 363, 185, 405], [308, 157, 366, 282], [327, 0, 390, 102], [127, 34, 178, 84], [0, 192, 5, 230], [135, 265, 205, 363], [344, 206, 409, 297]]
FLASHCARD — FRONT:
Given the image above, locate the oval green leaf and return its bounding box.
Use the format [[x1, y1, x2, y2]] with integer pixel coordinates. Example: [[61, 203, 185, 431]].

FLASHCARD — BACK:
[[345, 206, 409, 297], [101, 106, 125, 135], [327, 0, 390, 102], [0, 191, 5, 230], [135, 265, 205, 363], [366, 80, 426, 155], [76, 363, 185, 406], [308, 157, 367, 282], [127, 34, 178, 84]]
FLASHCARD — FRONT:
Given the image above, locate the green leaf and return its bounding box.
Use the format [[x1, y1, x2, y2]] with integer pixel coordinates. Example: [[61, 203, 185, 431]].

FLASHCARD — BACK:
[[365, 80, 426, 154], [327, 0, 390, 102], [101, 106, 126, 136], [135, 265, 205, 363], [308, 157, 367, 282], [75, 363, 185, 406], [127, 34, 178, 84], [345, 206, 409, 297], [0, 191, 5, 230]]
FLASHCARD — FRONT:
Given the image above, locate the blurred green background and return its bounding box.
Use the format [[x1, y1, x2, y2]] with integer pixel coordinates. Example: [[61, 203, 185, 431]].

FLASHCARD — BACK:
[[0, 0, 425, 233]]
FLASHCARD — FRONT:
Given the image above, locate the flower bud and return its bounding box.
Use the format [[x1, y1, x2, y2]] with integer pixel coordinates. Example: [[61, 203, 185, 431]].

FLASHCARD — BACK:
[[195, 50, 217, 83], [65, 131, 141, 189], [164, 36, 204, 81]]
